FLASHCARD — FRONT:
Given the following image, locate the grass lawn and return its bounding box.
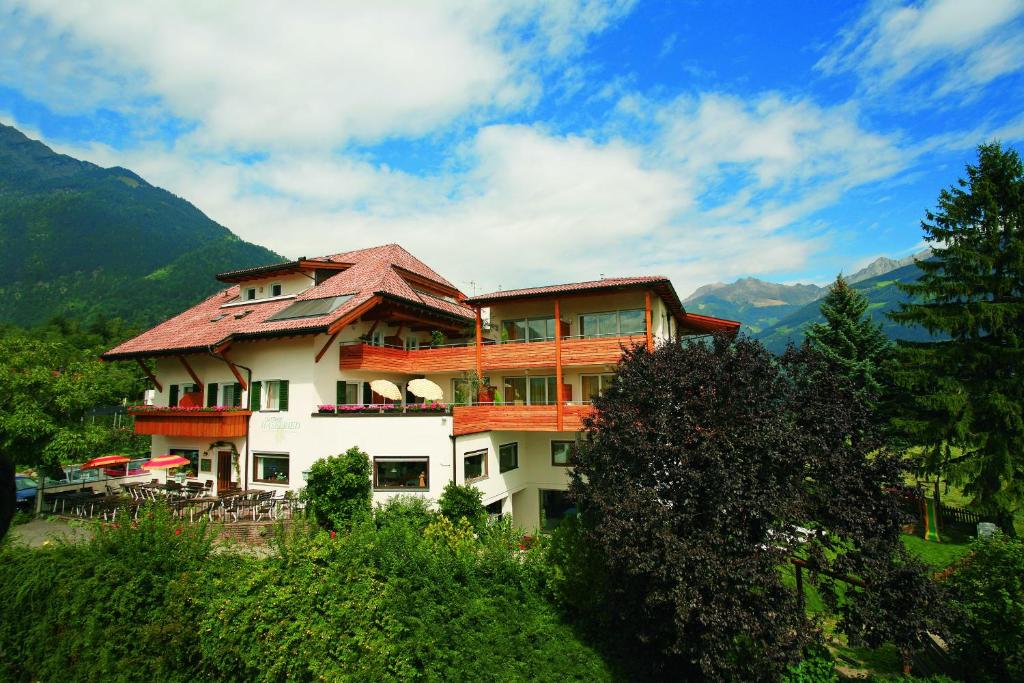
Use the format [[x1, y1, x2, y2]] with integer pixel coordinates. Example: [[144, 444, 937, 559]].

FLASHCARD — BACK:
[[902, 533, 971, 570]]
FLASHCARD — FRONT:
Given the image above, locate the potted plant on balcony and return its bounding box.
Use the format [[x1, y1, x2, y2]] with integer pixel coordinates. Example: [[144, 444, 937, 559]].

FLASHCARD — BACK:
[[429, 330, 447, 347]]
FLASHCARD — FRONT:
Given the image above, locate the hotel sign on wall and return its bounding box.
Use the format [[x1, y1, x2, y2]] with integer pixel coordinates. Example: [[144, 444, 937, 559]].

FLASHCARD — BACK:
[[260, 416, 301, 432]]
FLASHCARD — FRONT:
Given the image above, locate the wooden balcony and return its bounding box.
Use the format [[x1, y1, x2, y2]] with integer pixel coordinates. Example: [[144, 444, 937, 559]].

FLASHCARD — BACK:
[[129, 408, 251, 438], [452, 403, 595, 436], [338, 335, 647, 374]]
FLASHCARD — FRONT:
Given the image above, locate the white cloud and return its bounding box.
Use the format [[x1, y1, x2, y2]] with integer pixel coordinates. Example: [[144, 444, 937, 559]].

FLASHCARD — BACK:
[[0, 0, 633, 150], [818, 0, 1024, 95]]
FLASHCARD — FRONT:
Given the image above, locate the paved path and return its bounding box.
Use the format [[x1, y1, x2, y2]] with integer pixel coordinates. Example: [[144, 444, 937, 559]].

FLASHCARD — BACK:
[[8, 518, 93, 548]]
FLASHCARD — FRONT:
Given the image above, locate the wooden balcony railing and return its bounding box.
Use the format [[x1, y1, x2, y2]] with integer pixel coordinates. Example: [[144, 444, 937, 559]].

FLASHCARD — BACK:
[[339, 335, 647, 374], [452, 403, 595, 436], [129, 408, 251, 438]]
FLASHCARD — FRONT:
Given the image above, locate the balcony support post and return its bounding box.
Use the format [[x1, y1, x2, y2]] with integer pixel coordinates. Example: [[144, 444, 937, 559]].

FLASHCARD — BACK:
[[219, 350, 248, 391], [177, 355, 204, 392], [555, 298, 564, 432], [135, 358, 162, 393], [315, 330, 340, 363], [474, 307, 483, 380], [645, 291, 653, 351]]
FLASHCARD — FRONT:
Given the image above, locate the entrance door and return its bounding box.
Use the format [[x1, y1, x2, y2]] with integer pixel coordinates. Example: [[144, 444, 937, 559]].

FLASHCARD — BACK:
[[216, 451, 233, 493]]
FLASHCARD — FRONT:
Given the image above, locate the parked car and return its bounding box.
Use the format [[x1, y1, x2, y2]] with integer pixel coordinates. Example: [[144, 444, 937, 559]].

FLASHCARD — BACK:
[[15, 475, 37, 509]]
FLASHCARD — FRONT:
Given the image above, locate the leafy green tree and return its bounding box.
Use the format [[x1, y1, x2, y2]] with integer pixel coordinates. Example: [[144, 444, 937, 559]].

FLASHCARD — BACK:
[[438, 481, 487, 531], [0, 321, 146, 539], [945, 534, 1024, 681], [563, 337, 943, 680], [890, 143, 1024, 534], [805, 274, 892, 402], [303, 447, 372, 530]]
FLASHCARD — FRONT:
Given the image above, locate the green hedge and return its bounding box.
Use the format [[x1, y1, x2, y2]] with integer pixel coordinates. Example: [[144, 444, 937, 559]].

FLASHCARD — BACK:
[[0, 503, 610, 682]]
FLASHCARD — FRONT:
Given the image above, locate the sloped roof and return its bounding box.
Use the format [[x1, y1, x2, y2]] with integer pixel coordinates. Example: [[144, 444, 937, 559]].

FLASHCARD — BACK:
[[103, 244, 472, 360], [465, 276, 671, 303], [465, 275, 740, 335]]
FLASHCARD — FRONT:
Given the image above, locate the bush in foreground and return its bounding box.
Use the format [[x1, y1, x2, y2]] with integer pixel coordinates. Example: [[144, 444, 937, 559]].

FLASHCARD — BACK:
[[303, 446, 372, 530], [0, 502, 610, 682]]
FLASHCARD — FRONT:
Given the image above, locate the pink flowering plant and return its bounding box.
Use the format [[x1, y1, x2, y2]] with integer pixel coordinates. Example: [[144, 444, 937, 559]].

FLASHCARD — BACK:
[[129, 405, 246, 413]]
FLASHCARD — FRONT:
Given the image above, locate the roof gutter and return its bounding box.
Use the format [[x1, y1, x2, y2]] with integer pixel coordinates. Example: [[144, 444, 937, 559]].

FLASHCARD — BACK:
[[206, 347, 253, 492]]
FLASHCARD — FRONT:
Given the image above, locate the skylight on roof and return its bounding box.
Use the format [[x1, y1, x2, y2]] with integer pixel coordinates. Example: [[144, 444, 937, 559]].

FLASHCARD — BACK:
[[265, 295, 354, 322], [210, 313, 228, 323]]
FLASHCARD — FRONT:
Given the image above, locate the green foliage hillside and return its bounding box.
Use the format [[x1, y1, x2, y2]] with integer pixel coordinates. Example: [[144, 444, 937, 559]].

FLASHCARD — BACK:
[[755, 262, 940, 352], [683, 277, 824, 334], [0, 124, 282, 326]]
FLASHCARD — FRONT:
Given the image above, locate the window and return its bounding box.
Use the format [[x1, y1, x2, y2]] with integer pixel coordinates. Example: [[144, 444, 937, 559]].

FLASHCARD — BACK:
[[245, 287, 257, 300], [264, 380, 289, 411], [200, 458, 212, 473], [452, 378, 474, 405], [499, 443, 518, 473], [405, 337, 420, 351], [253, 452, 289, 484], [551, 440, 574, 467], [579, 309, 646, 338], [250, 380, 289, 412], [501, 316, 555, 343], [501, 376, 556, 405], [373, 457, 428, 490], [581, 373, 615, 401], [464, 449, 487, 482], [369, 329, 386, 347], [170, 448, 199, 478], [270, 282, 283, 297], [222, 382, 242, 407], [168, 383, 199, 407], [336, 381, 361, 405], [540, 489, 575, 530]]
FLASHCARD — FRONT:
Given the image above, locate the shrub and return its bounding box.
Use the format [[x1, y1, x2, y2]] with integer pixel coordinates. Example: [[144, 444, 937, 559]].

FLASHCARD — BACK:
[[437, 481, 486, 530], [946, 533, 1024, 682], [374, 494, 437, 531], [0, 502, 212, 682], [781, 646, 838, 683], [303, 446, 372, 530]]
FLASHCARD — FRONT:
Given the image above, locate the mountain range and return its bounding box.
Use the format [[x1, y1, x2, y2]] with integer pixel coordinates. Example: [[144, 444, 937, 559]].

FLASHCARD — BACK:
[[0, 123, 282, 328], [0, 123, 936, 351], [683, 249, 935, 352]]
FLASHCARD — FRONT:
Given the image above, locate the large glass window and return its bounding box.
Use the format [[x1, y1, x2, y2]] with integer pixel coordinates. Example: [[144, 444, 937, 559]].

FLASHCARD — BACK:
[[170, 448, 200, 478], [501, 317, 555, 343], [581, 373, 616, 401], [579, 309, 646, 338], [337, 381, 361, 405], [540, 489, 575, 530], [499, 443, 519, 473], [464, 449, 487, 482], [253, 452, 289, 484], [551, 440, 574, 467], [374, 458, 428, 490], [502, 376, 556, 405]]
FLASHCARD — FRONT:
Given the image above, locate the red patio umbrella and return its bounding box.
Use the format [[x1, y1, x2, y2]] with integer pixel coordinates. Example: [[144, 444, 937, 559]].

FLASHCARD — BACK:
[[81, 455, 131, 470], [142, 455, 192, 484]]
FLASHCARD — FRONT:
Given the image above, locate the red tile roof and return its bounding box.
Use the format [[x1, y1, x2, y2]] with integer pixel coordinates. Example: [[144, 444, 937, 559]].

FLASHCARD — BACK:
[[103, 244, 472, 360]]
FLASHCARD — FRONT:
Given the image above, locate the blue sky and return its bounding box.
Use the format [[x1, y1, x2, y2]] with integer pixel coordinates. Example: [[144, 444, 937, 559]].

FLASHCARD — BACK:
[[1, 0, 1022, 297]]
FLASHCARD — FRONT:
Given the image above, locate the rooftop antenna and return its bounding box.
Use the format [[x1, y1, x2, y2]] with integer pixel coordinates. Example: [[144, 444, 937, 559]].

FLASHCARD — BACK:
[[466, 280, 477, 295], [599, 273, 605, 280]]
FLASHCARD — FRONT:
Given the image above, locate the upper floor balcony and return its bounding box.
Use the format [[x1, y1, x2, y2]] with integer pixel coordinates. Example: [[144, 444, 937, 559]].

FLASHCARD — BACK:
[[338, 334, 648, 374], [452, 403, 594, 436], [129, 406, 251, 438]]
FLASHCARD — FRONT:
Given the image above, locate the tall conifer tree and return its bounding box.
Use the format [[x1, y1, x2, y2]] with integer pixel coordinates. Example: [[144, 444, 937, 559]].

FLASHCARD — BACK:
[[806, 275, 891, 402], [890, 142, 1024, 534]]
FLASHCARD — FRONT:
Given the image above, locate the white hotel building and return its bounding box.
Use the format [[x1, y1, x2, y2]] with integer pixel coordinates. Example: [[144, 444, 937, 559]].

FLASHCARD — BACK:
[[103, 244, 738, 530]]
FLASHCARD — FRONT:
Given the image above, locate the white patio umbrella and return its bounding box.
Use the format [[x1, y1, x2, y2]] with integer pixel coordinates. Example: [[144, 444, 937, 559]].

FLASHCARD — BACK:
[[407, 378, 444, 402], [369, 379, 403, 402]]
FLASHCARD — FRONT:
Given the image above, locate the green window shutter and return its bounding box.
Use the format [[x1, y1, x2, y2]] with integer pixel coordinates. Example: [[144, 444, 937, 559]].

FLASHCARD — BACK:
[[169, 384, 179, 407], [250, 381, 262, 411], [336, 381, 344, 405], [232, 383, 242, 407], [279, 380, 289, 411], [207, 382, 218, 407]]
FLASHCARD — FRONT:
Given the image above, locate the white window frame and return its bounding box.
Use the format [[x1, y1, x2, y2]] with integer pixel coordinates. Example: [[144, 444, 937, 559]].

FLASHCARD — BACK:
[[581, 373, 615, 402], [264, 380, 282, 411], [373, 457, 429, 491], [270, 282, 283, 297], [245, 287, 257, 300], [578, 309, 646, 338]]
